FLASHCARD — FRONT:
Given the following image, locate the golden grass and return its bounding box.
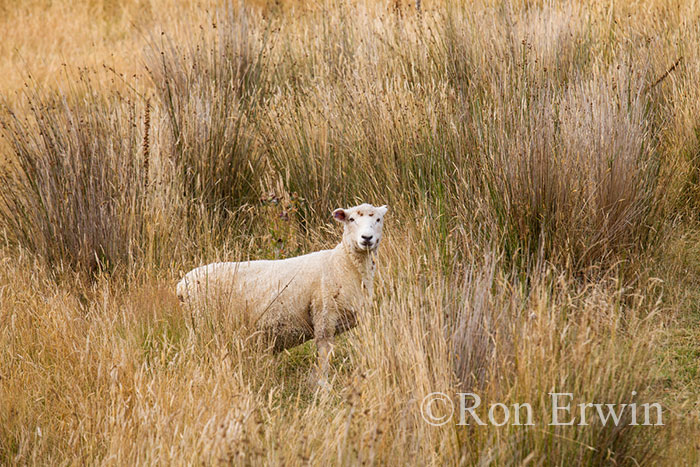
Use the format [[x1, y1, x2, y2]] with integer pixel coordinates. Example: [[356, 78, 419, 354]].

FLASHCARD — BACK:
[[2, 0, 700, 464], [0, 0, 213, 97]]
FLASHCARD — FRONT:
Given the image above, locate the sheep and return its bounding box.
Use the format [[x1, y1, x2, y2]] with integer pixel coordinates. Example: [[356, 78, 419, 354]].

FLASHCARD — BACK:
[[177, 203, 388, 387]]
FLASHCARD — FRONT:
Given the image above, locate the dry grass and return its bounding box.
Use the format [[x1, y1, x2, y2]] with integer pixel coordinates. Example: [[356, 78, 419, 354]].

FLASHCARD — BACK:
[[0, 0, 209, 97], [2, 0, 700, 464]]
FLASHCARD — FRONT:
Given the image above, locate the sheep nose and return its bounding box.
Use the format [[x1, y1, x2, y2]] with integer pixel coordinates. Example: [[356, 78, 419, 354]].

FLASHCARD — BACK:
[[361, 235, 373, 243]]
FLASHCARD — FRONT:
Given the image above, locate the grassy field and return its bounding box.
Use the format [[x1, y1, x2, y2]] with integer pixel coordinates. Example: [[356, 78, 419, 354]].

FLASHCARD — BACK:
[[1, 0, 700, 464]]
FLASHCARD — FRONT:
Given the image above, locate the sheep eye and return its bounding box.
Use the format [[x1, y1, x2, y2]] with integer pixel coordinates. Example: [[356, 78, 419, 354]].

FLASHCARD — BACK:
[[376, 218, 381, 222]]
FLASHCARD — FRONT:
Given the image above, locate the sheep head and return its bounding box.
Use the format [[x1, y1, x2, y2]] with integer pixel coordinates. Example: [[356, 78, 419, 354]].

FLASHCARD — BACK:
[[333, 203, 388, 253]]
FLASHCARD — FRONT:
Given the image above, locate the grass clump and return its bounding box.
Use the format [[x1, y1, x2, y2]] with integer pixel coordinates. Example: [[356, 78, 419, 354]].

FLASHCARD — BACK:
[[0, 74, 148, 274], [146, 5, 266, 217]]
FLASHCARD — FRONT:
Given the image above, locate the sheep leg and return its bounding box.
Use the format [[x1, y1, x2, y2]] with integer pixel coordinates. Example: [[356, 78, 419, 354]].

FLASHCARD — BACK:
[[316, 337, 334, 389], [313, 303, 338, 389]]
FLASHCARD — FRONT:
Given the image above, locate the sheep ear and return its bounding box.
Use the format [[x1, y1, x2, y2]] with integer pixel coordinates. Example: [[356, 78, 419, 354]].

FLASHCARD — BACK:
[[332, 208, 347, 222], [378, 205, 389, 216]]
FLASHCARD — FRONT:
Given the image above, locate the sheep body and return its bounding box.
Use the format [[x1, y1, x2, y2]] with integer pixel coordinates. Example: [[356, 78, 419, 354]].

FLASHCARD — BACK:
[[176, 246, 367, 350]]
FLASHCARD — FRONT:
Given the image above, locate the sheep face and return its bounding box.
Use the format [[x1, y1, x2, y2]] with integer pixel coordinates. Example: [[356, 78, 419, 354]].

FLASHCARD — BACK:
[[333, 203, 388, 253]]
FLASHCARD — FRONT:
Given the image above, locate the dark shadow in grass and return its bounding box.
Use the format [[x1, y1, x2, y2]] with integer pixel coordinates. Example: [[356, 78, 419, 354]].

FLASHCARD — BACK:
[[272, 334, 356, 407]]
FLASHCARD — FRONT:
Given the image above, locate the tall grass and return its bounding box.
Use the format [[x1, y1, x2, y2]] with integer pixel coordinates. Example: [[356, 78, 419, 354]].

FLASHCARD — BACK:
[[0, 75, 148, 273], [146, 5, 266, 216], [473, 61, 660, 270], [438, 3, 663, 271], [1, 0, 699, 464]]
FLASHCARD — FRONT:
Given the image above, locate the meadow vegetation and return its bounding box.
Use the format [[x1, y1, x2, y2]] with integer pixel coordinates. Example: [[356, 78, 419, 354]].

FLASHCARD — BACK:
[[1, 0, 700, 464]]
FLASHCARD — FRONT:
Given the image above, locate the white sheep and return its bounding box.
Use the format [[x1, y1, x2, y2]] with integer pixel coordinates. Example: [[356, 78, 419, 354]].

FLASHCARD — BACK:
[[177, 203, 388, 387]]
